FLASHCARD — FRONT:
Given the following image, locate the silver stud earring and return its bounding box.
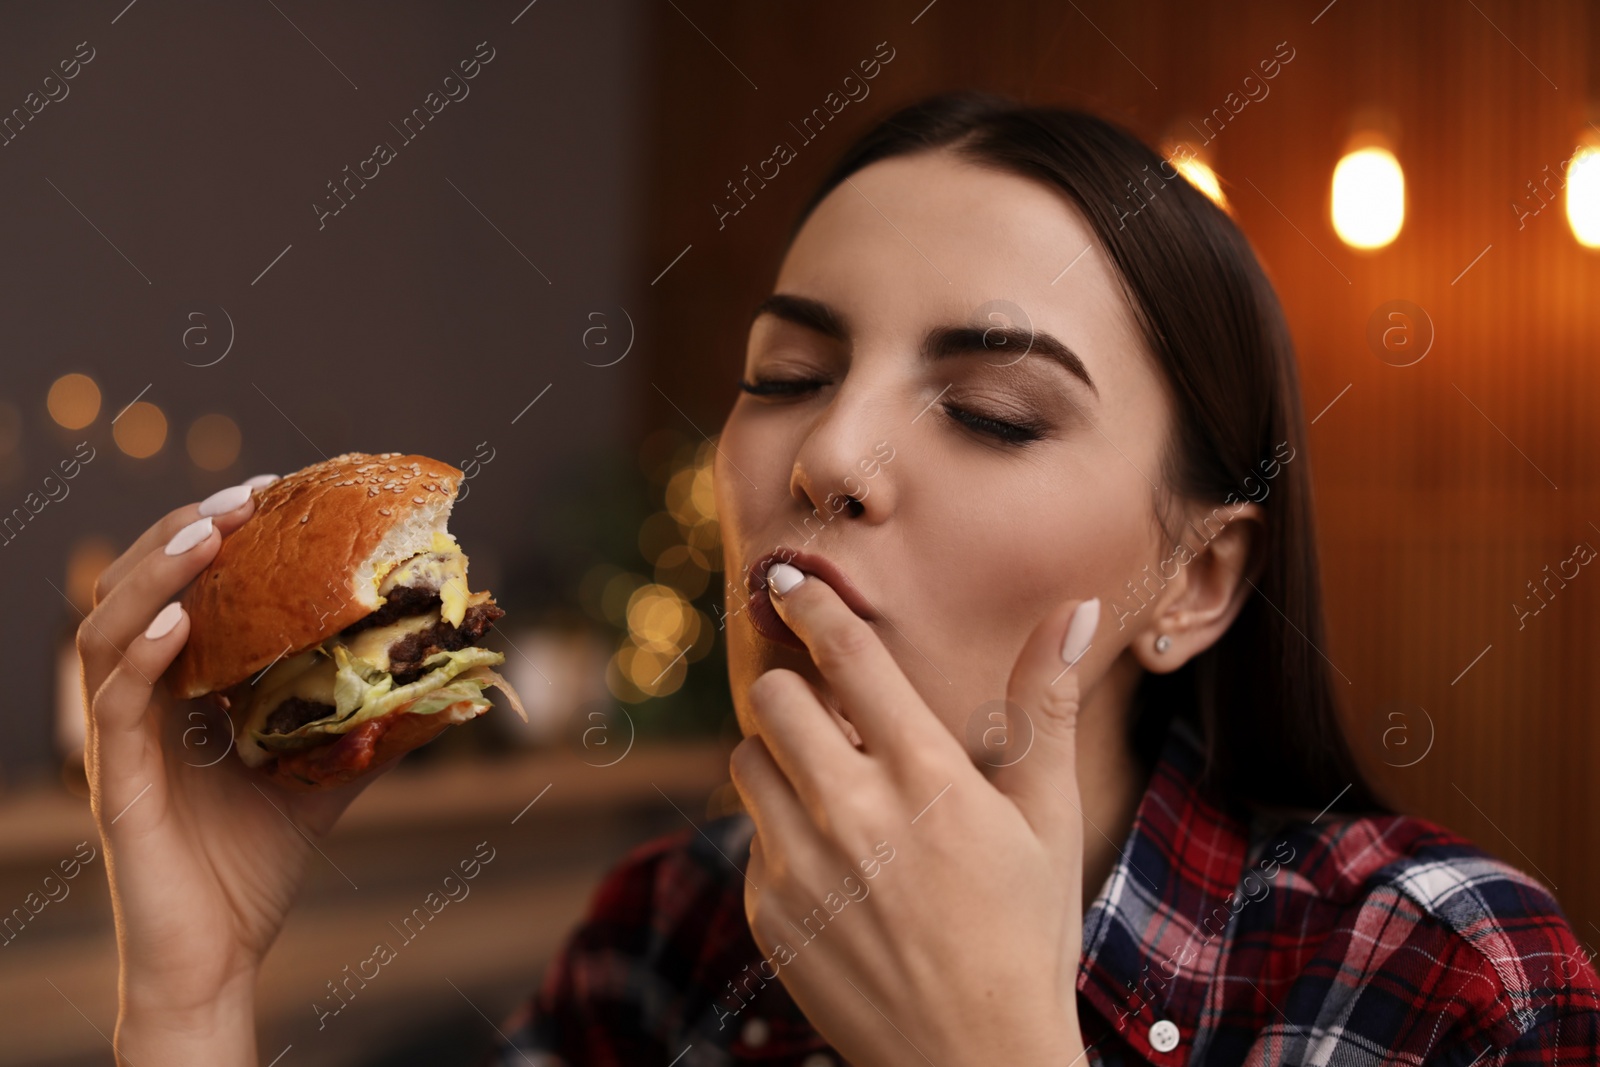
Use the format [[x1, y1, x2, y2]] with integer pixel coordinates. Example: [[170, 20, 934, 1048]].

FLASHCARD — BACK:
[[1154, 634, 1172, 654]]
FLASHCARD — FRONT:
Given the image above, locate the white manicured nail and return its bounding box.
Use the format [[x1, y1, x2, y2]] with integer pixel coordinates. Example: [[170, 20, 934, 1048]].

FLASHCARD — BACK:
[[198, 483, 253, 517], [243, 473, 280, 489], [766, 562, 806, 596], [145, 602, 185, 640], [164, 516, 214, 556], [1060, 597, 1100, 666]]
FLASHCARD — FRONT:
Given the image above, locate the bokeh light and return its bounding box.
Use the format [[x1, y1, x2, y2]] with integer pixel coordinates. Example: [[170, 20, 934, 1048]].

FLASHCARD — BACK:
[[655, 543, 712, 598], [1331, 146, 1405, 249], [47, 373, 101, 429], [665, 462, 716, 526], [609, 641, 690, 701], [1567, 144, 1600, 248], [600, 570, 647, 626], [627, 583, 695, 652], [112, 402, 167, 458], [65, 537, 118, 612], [602, 433, 726, 704], [185, 413, 242, 471], [1172, 155, 1228, 211]]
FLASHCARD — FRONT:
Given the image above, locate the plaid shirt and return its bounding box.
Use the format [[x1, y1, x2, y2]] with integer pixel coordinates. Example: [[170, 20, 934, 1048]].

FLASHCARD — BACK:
[[489, 714, 1600, 1065]]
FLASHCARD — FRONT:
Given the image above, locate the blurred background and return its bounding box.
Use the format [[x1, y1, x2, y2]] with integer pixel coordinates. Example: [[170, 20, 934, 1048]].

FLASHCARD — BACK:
[[2, 0, 1598, 1063]]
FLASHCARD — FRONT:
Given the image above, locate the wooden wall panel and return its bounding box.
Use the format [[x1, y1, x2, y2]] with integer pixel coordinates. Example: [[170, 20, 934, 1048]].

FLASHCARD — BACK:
[[640, 0, 1600, 933]]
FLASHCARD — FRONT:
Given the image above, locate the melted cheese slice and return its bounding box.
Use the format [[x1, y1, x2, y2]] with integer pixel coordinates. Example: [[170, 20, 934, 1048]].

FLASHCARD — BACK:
[[236, 649, 336, 766], [376, 532, 471, 626], [253, 650, 334, 714]]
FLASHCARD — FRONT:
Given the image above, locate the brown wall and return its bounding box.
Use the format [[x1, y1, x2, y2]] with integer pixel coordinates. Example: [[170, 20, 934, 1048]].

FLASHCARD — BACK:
[[641, 0, 1600, 934], [0, 0, 649, 778]]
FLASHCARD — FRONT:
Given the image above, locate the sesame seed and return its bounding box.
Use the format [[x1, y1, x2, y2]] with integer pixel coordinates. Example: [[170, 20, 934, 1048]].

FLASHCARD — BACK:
[[413, 496, 425, 504], [300, 515, 309, 523]]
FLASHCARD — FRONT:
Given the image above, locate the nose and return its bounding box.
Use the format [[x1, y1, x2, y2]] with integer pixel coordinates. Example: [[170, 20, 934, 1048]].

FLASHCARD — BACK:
[[787, 388, 896, 529]]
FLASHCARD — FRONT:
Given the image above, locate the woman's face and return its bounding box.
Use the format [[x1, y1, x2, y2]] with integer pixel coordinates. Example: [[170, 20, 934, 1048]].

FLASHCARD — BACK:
[[715, 148, 1176, 752]]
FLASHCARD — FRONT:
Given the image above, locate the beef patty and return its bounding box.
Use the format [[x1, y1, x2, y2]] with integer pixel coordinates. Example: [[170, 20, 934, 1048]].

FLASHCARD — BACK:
[[263, 696, 337, 736], [342, 583, 443, 633], [385, 600, 503, 684]]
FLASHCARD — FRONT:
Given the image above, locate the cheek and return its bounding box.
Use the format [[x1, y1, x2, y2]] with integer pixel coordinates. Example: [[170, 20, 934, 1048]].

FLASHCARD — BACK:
[[905, 467, 1156, 687], [714, 410, 782, 541]]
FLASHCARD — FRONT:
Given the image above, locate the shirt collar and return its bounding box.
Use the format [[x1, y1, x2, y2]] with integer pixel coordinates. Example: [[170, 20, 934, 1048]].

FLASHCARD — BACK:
[[1075, 713, 1254, 1064]]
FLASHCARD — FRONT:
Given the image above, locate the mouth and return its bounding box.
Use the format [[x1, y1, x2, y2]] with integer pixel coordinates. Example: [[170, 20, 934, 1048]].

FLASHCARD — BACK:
[[741, 545, 877, 651]]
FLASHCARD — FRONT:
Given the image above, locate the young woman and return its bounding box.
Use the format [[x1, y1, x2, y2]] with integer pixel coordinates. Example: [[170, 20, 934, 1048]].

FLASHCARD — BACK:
[[81, 92, 1599, 1066]]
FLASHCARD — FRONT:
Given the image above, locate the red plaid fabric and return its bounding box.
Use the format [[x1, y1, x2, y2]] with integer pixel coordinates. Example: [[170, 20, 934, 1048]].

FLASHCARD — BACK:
[[488, 714, 1600, 1065]]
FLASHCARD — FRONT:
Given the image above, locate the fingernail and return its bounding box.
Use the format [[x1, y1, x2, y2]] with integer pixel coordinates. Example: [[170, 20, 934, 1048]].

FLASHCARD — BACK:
[[766, 562, 806, 596], [1060, 597, 1100, 666], [164, 516, 214, 556], [197, 483, 253, 517], [243, 473, 280, 490], [145, 601, 185, 640]]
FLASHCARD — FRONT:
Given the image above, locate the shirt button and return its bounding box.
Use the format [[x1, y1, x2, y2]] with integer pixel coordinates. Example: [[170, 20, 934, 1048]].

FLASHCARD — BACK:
[[741, 1017, 770, 1048], [1148, 1019, 1180, 1053], [801, 1057, 834, 1067]]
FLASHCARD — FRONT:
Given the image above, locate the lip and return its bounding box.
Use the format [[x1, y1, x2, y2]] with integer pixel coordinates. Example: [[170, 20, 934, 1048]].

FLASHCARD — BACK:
[[742, 545, 878, 650]]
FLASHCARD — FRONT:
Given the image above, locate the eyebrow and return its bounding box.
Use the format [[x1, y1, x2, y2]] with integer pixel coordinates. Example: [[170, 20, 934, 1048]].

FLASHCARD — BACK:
[[752, 292, 1098, 398]]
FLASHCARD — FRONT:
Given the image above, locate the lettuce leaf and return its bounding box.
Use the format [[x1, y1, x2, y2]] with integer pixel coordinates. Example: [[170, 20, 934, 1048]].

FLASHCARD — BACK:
[[252, 645, 505, 751], [333, 644, 393, 716], [399, 678, 495, 719]]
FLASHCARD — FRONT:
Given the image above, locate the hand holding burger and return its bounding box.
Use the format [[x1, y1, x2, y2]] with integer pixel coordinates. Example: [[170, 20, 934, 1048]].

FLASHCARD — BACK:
[[75, 453, 523, 1064]]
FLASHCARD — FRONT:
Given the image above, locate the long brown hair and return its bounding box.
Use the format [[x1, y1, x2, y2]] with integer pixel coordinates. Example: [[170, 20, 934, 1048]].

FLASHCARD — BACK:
[[788, 90, 1387, 816]]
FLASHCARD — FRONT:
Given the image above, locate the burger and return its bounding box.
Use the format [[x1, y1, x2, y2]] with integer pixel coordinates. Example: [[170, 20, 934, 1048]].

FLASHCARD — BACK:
[[169, 452, 524, 790]]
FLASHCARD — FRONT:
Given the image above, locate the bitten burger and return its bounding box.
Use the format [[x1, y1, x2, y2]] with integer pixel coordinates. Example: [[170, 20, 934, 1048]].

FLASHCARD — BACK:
[[169, 452, 524, 790]]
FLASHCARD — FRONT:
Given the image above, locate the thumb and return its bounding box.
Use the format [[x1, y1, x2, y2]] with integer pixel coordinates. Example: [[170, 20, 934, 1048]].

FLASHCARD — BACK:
[[992, 597, 1099, 862]]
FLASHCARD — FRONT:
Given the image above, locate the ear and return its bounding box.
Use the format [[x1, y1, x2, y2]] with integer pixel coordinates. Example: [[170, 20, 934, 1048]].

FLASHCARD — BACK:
[[1134, 499, 1266, 674]]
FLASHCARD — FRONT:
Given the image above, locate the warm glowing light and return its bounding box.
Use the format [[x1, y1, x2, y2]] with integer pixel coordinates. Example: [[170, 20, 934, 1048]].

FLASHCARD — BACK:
[[112, 402, 167, 458], [1332, 147, 1405, 249], [65, 537, 118, 612], [665, 463, 717, 527], [608, 640, 688, 701], [186, 413, 241, 471], [655, 543, 711, 598], [685, 518, 720, 556], [1173, 156, 1228, 210], [626, 583, 695, 652], [600, 571, 646, 626], [1567, 145, 1600, 248], [47, 373, 101, 429]]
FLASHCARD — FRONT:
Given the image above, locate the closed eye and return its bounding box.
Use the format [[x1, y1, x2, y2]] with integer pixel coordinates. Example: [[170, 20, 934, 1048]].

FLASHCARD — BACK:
[[738, 377, 1043, 445], [940, 404, 1043, 444], [738, 377, 823, 398]]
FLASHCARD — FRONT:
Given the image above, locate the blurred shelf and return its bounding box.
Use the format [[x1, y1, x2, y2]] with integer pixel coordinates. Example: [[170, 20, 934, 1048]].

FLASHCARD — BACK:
[[0, 740, 734, 1067], [0, 740, 732, 862]]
